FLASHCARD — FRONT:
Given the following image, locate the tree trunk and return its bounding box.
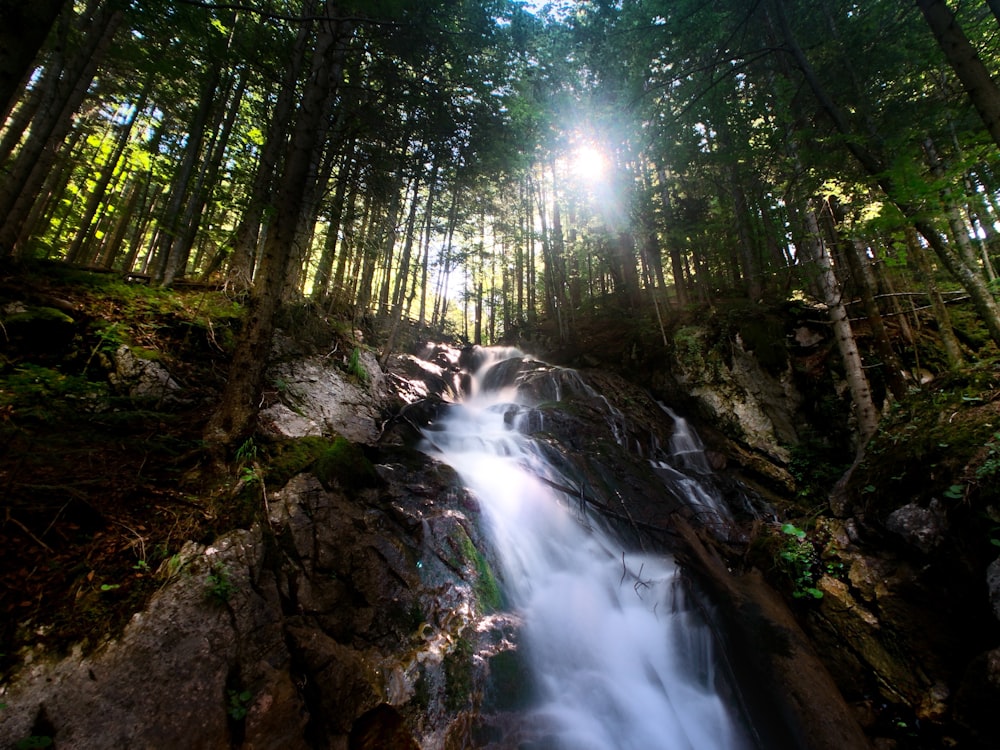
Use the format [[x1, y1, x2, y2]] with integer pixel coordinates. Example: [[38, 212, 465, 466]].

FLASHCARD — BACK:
[[311, 145, 356, 298], [65, 80, 149, 264], [226, 2, 314, 291], [204, 6, 354, 449], [155, 66, 222, 285], [329, 174, 361, 305], [0, 3, 123, 258], [905, 227, 964, 370], [770, 0, 1000, 348], [0, 0, 70, 120], [915, 0, 1000, 153], [802, 204, 880, 440], [847, 238, 907, 401]]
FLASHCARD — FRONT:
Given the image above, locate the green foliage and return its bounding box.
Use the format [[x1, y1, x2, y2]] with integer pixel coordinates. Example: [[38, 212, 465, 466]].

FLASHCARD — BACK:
[[788, 432, 850, 507], [672, 326, 705, 371], [227, 689, 253, 720], [314, 436, 378, 491], [206, 564, 235, 604], [943, 484, 965, 500], [0, 363, 107, 422], [976, 433, 1000, 482], [777, 523, 824, 600], [346, 347, 368, 384]]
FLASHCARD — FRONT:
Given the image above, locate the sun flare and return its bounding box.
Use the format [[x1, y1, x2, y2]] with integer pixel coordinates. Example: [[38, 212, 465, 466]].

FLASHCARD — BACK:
[[571, 144, 609, 183]]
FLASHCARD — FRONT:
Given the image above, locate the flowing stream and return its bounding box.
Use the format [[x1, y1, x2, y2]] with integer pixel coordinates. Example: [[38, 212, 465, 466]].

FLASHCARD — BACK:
[[422, 349, 754, 749]]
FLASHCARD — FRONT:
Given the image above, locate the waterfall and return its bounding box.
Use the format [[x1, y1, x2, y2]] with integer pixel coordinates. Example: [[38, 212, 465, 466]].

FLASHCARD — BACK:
[[422, 348, 753, 749]]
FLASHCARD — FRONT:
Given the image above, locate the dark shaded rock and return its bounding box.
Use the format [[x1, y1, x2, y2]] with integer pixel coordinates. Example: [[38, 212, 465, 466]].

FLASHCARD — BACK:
[[884, 500, 948, 554], [988, 558, 1000, 623], [0, 453, 516, 750], [953, 647, 1000, 748], [349, 703, 421, 750], [674, 519, 873, 750]]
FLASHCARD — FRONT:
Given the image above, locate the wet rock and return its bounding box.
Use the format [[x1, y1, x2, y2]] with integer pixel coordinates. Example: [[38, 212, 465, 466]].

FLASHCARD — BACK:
[[0, 451, 517, 750], [670, 325, 802, 465], [986, 557, 1000, 622], [884, 500, 948, 554]]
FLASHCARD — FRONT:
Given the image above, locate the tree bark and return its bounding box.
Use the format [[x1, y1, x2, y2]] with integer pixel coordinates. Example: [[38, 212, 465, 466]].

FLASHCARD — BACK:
[[915, 0, 1000, 153], [226, 2, 315, 291], [0, 0, 70, 121], [65, 80, 150, 264], [770, 0, 1000, 348], [204, 6, 355, 449], [802, 203, 880, 440], [0, 3, 123, 259]]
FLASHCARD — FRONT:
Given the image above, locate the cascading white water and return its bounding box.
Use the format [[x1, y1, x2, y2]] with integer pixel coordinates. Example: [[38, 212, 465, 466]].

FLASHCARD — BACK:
[[422, 349, 752, 749]]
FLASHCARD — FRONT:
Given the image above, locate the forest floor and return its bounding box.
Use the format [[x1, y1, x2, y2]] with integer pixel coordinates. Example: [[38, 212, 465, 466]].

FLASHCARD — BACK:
[[0, 263, 259, 677]]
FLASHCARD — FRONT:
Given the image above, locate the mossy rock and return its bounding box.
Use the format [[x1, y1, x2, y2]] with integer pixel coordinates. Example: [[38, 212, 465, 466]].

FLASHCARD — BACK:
[[443, 636, 474, 711], [313, 436, 379, 491], [483, 649, 536, 712], [3, 306, 76, 353], [447, 525, 503, 613], [265, 436, 334, 488]]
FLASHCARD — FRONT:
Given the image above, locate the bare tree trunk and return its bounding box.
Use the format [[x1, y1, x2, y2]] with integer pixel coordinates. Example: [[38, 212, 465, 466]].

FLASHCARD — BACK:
[[226, 2, 314, 290], [311, 144, 355, 298], [847, 238, 907, 400], [65, 80, 149, 264], [205, 6, 354, 449], [0, 2, 123, 258], [0, 0, 70, 120], [770, 0, 1000, 348], [915, 0, 1000, 152], [802, 203, 879, 440], [905, 227, 964, 370]]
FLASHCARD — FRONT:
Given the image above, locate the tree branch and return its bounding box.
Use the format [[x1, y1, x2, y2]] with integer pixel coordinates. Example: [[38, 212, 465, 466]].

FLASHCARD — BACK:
[[172, 0, 395, 26]]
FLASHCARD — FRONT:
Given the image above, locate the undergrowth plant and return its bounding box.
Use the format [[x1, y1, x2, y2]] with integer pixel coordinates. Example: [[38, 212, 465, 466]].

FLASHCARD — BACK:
[[778, 523, 824, 600], [346, 347, 368, 384]]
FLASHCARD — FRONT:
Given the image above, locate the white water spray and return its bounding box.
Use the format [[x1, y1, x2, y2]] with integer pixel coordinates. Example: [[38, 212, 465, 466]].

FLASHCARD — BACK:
[[422, 350, 751, 749]]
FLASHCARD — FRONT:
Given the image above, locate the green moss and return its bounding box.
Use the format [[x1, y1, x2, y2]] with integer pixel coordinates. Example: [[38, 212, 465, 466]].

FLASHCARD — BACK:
[[449, 526, 503, 613], [856, 362, 1000, 512], [313, 436, 378, 491], [264, 436, 334, 488], [443, 636, 474, 711], [5, 306, 75, 327], [673, 325, 705, 370], [0, 363, 107, 422]]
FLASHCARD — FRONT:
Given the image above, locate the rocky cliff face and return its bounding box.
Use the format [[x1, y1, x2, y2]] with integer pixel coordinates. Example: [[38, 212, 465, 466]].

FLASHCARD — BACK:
[[0, 337, 868, 750], [0, 343, 522, 750]]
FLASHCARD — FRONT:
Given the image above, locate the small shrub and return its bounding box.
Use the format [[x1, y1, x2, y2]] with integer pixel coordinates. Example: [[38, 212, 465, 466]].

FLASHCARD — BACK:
[[777, 523, 824, 600], [207, 564, 235, 603], [227, 689, 252, 720], [347, 346, 368, 384]]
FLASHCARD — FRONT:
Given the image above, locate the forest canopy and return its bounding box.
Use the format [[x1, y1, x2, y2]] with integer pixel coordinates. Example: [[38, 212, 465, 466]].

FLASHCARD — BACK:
[[2, 0, 1000, 443]]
